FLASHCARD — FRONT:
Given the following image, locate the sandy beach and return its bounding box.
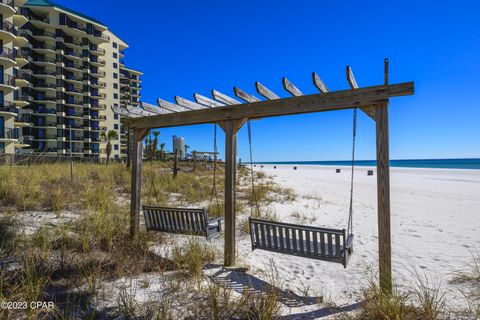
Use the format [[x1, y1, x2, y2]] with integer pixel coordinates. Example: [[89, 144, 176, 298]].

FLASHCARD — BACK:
[[231, 165, 480, 314]]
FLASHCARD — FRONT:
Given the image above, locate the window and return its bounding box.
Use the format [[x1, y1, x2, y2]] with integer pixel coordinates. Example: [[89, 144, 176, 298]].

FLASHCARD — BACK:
[[114, 144, 119, 150], [114, 124, 118, 129], [113, 52, 117, 59], [112, 42, 117, 48], [113, 83, 118, 89], [113, 62, 118, 69], [114, 114, 118, 120], [114, 93, 118, 99], [113, 73, 118, 79]]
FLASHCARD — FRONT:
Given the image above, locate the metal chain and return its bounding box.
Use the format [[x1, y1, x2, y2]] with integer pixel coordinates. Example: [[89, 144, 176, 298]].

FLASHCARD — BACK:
[[347, 108, 358, 235], [148, 129, 161, 206], [247, 120, 261, 217], [208, 123, 221, 213]]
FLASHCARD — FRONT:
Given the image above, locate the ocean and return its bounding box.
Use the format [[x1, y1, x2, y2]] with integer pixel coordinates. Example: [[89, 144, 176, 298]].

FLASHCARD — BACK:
[[255, 158, 480, 170]]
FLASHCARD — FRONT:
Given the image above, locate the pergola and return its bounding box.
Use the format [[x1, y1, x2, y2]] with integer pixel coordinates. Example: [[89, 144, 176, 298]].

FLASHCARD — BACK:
[[114, 59, 414, 293]]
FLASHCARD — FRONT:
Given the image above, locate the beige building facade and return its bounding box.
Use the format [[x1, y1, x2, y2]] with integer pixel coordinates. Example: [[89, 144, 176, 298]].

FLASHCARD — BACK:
[[0, 0, 142, 159]]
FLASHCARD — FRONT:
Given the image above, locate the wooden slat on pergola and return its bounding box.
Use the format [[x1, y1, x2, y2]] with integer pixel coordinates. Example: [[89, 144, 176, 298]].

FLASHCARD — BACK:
[[113, 59, 414, 293]]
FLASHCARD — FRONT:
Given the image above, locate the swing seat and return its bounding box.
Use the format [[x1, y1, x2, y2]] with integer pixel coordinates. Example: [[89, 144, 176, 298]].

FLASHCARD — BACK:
[[249, 218, 353, 268], [143, 205, 223, 239]]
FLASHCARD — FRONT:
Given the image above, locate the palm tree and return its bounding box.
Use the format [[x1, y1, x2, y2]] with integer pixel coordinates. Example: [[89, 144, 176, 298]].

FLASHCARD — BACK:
[[159, 143, 165, 161], [101, 130, 118, 165], [152, 130, 160, 160]]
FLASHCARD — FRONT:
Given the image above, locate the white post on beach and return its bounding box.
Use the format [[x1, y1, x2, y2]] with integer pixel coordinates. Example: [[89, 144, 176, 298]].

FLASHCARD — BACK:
[[69, 125, 73, 182]]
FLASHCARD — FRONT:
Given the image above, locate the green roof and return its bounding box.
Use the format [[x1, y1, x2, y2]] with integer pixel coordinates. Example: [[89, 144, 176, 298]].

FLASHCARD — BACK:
[[25, 0, 107, 27]]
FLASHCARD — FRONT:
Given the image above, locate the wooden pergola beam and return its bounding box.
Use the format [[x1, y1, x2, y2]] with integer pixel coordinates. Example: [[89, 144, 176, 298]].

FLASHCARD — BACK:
[[255, 81, 280, 100], [312, 72, 329, 93], [234, 87, 260, 103], [282, 77, 303, 96], [125, 82, 413, 129], [195, 93, 225, 108], [212, 90, 241, 105], [157, 98, 191, 112], [175, 96, 207, 110]]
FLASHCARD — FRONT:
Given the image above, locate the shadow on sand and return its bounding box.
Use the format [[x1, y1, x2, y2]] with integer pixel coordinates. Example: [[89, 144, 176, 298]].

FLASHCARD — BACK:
[[205, 264, 362, 318]]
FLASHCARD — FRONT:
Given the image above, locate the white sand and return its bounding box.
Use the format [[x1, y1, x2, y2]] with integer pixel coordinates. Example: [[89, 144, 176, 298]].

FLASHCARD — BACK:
[[234, 165, 480, 315]]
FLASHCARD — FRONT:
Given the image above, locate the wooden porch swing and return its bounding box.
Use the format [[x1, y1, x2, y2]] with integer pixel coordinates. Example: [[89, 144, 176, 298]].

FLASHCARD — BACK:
[[113, 58, 414, 293]]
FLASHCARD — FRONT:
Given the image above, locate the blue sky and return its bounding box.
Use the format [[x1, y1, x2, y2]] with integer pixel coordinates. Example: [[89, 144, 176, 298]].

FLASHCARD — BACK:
[[55, 0, 480, 161]]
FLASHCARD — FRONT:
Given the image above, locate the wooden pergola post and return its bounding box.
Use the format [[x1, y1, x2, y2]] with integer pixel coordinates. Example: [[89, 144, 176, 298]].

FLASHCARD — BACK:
[[224, 120, 236, 266], [376, 100, 392, 293], [130, 128, 148, 239]]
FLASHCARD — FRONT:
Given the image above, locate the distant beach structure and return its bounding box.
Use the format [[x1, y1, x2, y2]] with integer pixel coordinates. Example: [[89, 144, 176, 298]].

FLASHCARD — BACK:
[[256, 158, 480, 170]]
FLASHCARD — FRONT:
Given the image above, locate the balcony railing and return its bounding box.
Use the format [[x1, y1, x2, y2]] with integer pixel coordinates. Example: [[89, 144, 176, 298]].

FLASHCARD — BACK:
[[0, 102, 17, 114], [32, 70, 56, 77], [0, 127, 18, 140], [64, 50, 82, 58], [32, 56, 56, 64], [0, 0, 15, 8], [36, 134, 57, 140], [33, 96, 56, 102], [66, 110, 83, 117], [33, 121, 56, 127], [64, 61, 83, 69], [32, 43, 56, 51], [34, 108, 56, 114], [93, 30, 109, 41], [33, 82, 56, 89], [65, 87, 83, 94], [64, 38, 82, 47], [32, 30, 55, 38], [89, 46, 105, 54], [0, 74, 16, 86], [65, 74, 83, 82], [0, 47, 16, 60], [1, 20, 16, 35], [29, 15, 49, 24]]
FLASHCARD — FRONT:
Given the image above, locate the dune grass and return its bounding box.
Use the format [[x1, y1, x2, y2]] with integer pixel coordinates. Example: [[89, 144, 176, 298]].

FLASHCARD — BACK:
[[0, 161, 292, 318]]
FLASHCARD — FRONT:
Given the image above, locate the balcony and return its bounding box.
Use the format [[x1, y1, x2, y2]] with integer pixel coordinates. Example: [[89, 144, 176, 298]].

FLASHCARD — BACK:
[[89, 57, 105, 66], [13, 92, 32, 107], [29, 14, 49, 27], [64, 38, 83, 48], [0, 20, 16, 43], [64, 86, 83, 95], [89, 46, 105, 55], [0, 0, 15, 15], [65, 110, 83, 118], [64, 60, 83, 70], [63, 74, 83, 83], [32, 70, 56, 79], [0, 74, 16, 91], [31, 56, 56, 66], [0, 127, 18, 141], [32, 43, 56, 53], [33, 121, 56, 128], [32, 82, 56, 91], [31, 30, 55, 40], [64, 50, 82, 60], [0, 102, 17, 115], [34, 133, 57, 141], [33, 108, 56, 115], [0, 46, 16, 65]]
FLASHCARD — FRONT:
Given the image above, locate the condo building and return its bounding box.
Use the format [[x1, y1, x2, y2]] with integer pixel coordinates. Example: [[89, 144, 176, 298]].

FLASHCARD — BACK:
[[0, 0, 142, 159], [173, 135, 185, 159], [0, 0, 29, 155]]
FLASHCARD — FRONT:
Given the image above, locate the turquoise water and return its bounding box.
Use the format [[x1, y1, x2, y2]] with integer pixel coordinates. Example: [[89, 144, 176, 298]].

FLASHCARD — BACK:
[[256, 158, 480, 170]]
